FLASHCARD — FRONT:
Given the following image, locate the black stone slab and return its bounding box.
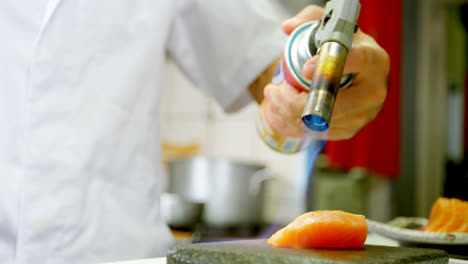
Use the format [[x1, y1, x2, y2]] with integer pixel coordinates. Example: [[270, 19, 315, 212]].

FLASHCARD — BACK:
[[167, 239, 448, 264]]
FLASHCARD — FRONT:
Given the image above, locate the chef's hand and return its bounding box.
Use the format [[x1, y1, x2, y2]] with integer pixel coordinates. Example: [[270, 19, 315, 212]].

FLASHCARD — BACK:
[[264, 5, 389, 140]]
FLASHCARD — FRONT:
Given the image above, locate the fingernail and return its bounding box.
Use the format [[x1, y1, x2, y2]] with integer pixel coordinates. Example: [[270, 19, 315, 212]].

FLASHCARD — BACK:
[[282, 17, 299, 27]]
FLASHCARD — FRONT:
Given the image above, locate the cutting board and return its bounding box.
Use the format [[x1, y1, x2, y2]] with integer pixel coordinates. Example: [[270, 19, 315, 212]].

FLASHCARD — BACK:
[[167, 239, 448, 264]]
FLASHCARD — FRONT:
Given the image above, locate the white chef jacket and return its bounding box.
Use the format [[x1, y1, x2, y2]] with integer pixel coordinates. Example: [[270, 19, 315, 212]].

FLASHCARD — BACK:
[[0, 0, 285, 263]]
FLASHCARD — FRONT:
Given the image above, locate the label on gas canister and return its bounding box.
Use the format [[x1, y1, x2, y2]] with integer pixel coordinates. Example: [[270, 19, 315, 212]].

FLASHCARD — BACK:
[[256, 56, 308, 153], [256, 99, 302, 154], [256, 106, 302, 153]]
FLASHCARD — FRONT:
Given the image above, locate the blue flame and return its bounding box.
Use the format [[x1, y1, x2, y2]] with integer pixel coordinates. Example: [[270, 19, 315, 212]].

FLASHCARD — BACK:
[[303, 136, 327, 206]]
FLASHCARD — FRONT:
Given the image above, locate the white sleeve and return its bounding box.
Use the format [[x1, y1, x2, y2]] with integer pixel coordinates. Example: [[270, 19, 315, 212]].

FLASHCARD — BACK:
[[167, 0, 288, 112]]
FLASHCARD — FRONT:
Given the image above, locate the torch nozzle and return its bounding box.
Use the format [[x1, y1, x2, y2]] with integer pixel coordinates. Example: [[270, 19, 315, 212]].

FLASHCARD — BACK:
[[301, 41, 348, 131]]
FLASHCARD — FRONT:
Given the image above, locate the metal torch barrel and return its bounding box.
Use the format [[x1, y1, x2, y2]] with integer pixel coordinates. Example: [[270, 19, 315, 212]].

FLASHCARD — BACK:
[[301, 41, 348, 131]]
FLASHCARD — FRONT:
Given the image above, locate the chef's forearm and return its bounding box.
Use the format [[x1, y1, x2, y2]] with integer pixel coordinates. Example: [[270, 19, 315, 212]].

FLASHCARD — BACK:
[[248, 57, 281, 104]]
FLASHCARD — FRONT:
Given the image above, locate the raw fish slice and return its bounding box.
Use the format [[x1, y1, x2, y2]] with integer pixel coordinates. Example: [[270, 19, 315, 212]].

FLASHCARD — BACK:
[[424, 197, 452, 232], [454, 202, 468, 232], [423, 197, 468, 233], [439, 198, 466, 232], [268, 210, 367, 249]]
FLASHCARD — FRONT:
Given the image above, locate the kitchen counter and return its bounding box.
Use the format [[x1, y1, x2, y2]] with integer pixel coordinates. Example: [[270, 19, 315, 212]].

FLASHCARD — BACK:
[[100, 234, 464, 264]]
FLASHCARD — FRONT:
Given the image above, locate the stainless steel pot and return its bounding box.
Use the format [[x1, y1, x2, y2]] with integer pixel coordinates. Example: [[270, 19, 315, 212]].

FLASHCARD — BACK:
[[167, 156, 272, 227], [160, 193, 204, 229]]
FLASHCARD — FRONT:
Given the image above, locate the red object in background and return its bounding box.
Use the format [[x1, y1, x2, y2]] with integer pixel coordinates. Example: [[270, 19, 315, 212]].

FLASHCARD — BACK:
[[324, 0, 402, 178]]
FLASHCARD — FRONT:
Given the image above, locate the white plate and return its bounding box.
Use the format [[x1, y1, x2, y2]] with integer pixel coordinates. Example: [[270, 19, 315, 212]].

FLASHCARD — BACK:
[[367, 217, 468, 245]]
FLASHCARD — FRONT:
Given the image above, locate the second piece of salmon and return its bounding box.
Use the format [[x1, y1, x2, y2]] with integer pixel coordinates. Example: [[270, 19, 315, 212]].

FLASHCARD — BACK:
[[422, 197, 468, 233]]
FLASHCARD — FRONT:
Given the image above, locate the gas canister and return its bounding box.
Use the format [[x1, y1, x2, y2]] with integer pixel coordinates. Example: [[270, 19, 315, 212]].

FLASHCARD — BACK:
[[256, 21, 354, 153]]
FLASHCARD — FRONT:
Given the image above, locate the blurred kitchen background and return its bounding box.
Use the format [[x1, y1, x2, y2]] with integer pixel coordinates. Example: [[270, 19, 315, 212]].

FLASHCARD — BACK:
[[160, 0, 468, 240]]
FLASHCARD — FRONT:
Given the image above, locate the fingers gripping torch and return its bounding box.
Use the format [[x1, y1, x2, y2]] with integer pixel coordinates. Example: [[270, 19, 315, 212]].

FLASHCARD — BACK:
[[256, 0, 360, 153], [302, 0, 361, 131]]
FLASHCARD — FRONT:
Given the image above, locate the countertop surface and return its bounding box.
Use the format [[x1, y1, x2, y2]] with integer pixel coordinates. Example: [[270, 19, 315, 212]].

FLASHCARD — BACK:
[[101, 233, 465, 264]]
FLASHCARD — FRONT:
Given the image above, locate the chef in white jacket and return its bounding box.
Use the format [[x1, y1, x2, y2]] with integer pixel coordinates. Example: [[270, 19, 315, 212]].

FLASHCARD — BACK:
[[0, 0, 389, 263], [0, 0, 287, 263]]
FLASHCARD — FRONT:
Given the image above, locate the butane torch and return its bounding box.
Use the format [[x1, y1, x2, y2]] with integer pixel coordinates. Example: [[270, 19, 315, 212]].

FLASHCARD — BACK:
[[256, 0, 361, 153], [302, 0, 361, 131]]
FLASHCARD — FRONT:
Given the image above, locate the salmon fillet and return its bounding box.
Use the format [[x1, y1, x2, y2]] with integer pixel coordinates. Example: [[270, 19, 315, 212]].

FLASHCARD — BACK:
[[423, 197, 468, 233], [267, 210, 367, 249]]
